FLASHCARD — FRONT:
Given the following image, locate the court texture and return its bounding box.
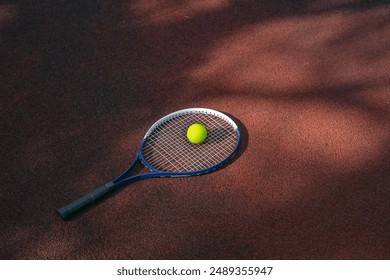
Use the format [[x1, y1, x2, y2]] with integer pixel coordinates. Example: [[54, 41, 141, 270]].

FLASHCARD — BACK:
[[1, 0, 389, 259]]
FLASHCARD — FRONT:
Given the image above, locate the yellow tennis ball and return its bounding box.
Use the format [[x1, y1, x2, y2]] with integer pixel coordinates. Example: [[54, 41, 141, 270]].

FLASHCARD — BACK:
[[187, 123, 207, 144]]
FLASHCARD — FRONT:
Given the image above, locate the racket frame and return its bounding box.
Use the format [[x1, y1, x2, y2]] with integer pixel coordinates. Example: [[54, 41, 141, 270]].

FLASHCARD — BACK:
[[58, 108, 240, 219], [130, 108, 238, 173]]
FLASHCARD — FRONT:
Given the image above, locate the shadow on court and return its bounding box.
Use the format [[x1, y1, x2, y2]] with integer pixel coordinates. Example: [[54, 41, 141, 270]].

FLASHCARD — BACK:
[[1, 0, 389, 259]]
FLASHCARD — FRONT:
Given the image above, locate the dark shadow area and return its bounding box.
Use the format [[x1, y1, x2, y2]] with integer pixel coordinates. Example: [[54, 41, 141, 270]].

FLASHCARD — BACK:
[[1, 0, 389, 259]]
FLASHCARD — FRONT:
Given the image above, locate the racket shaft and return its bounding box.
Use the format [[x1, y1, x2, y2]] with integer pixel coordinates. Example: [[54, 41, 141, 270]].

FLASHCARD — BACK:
[[57, 182, 115, 220]]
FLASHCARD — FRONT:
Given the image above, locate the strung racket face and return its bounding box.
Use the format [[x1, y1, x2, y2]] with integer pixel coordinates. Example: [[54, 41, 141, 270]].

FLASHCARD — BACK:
[[57, 108, 240, 220], [140, 108, 240, 175]]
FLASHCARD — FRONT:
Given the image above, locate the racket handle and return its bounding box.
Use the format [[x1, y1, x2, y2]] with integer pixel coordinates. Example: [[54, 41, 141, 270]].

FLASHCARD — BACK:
[[57, 182, 116, 220]]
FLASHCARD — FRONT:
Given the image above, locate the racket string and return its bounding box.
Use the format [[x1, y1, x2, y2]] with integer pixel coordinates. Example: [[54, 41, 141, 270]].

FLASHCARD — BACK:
[[149, 114, 229, 167], [142, 112, 238, 172], [144, 119, 236, 171], [145, 133, 225, 172], [146, 119, 231, 169], [144, 128, 214, 171], [144, 116, 211, 171]]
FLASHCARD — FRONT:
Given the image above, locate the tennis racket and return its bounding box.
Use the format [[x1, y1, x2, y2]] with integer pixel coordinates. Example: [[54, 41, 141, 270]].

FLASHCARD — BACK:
[[57, 108, 240, 220]]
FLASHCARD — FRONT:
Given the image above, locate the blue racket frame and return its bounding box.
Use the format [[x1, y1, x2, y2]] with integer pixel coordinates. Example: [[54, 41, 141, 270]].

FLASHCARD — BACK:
[[57, 108, 241, 220]]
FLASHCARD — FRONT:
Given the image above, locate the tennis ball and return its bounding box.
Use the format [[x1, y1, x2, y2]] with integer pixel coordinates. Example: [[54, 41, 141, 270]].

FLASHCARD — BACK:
[[187, 123, 207, 144]]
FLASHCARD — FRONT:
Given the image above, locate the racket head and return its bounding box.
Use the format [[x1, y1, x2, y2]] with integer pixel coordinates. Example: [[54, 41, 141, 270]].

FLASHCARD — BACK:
[[138, 108, 240, 176]]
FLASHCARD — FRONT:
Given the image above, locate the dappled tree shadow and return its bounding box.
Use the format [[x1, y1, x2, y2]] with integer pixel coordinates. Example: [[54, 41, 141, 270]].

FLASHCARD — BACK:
[[1, 0, 389, 259]]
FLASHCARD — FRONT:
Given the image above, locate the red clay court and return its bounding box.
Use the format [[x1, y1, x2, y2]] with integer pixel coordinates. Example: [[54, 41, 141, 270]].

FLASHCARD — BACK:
[[1, 0, 389, 259]]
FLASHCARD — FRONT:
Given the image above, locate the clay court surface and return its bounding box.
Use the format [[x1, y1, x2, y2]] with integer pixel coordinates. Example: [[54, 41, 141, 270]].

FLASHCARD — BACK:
[[1, 0, 389, 259]]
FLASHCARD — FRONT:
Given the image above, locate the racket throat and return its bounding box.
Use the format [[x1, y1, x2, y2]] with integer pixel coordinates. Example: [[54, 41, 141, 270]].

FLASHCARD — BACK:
[[114, 173, 156, 187]]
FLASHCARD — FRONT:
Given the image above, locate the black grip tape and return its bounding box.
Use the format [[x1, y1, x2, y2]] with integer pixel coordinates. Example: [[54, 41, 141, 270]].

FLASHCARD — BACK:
[[57, 182, 115, 220]]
